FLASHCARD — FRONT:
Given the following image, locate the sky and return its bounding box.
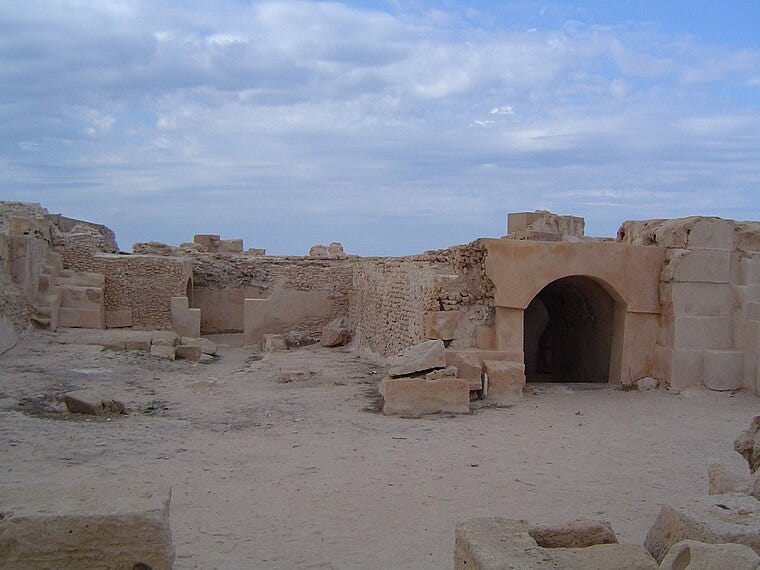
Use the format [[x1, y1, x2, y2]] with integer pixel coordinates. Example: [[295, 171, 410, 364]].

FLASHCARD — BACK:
[[1, 1, 758, 255]]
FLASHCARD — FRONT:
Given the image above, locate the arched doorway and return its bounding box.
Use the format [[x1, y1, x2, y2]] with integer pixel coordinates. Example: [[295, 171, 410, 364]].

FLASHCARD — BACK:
[[523, 276, 620, 383]]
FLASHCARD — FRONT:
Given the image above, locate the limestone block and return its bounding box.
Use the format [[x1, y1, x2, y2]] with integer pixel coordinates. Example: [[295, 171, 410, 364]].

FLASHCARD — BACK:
[[454, 517, 657, 569], [0, 483, 174, 569], [170, 296, 201, 338], [388, 339, 445, 377], [194, 234, 220, 252], [59, 285, 104, 310], [483, 360, 524, 400], [124, 339, 151, 351], [674, 317, 732, 350], [662, 282, 736, 317], [175, 345, 201, 361], [687, 218, 736, 249], [105, 309, 133, 328], [63, 390, 125, 415], [218, 238, 243, 253], [643, 493, 760, 562], [150, 345, 175, 360], [736, 255, 760, 286], [660, 539, 760, 570], [59, 308, 105, 329], [180, 336, 218, 355], [243, 298, 269, 346], [735, 416, 760, 474], [263, 334, 287, 352], [424, 310, 463, 341], [379, 376, 469, 416], [321, 319, 349, 347], [703, 350, 744, 391], [671, 249, 731, 284], [424, 366, 458, 380], [747, 303, 760, 322], [476, 326, 495, 350], [657, 348, 704, 390], [445, 350, 483, 390], [708, 463, 753, 495], [151, 331, 178, 347]]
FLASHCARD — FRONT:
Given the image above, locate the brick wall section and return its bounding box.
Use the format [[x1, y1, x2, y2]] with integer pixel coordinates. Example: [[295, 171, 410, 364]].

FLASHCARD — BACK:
[[349, 240, 494, 356]]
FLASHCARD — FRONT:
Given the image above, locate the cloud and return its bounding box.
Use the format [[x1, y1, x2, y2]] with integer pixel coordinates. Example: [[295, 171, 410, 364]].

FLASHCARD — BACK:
[[0, 1, 758, 254]]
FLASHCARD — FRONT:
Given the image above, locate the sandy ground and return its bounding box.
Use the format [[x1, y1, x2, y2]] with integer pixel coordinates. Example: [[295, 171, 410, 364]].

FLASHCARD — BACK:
[[0, 331, 758, 569]]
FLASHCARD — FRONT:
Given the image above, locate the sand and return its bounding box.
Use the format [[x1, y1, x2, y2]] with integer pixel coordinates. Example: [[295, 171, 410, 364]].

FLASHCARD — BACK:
[[0, 331, 757, 569]]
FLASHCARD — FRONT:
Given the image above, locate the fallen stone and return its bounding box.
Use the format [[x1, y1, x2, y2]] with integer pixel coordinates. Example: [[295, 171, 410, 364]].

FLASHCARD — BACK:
[[445, 350, 483, 390], [454, 517, 657, 569], [150, 345, 175, 361], [263, 334, 287, 352], [644, 493, 760, 562], [175, 345, 201, 361], [0, 482, 174, 569], [735, 416, 760, 473], [180, 336, 217, 356], [380, 376, 469, 416], [286, 330, 319, 347], [63, 390, 125, 416], [635, 377, 660, 390], [425, 366, 458, 380], [424, 310, 462, 341], [708, 463, 752, 495], [388, 339, 445, 377], [199, 353, 214, 364], [483, 360, 525, 400], [321, 319, 349, 347], [659, 539, 760, 570], [527, 519, 618, 549]]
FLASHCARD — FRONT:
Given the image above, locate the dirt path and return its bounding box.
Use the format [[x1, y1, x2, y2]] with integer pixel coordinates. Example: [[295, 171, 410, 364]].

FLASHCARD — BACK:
[[0, 332, 757, 568]]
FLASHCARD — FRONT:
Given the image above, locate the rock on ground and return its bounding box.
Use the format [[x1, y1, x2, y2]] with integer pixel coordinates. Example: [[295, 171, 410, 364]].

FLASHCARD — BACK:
[[659, 539, 760, 570], [63, 389, 125, 415], [387, 339, 445, 377]]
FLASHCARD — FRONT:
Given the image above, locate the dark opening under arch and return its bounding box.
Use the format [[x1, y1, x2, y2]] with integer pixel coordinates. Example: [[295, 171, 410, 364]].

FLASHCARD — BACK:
[[524, 276, 618, 383]]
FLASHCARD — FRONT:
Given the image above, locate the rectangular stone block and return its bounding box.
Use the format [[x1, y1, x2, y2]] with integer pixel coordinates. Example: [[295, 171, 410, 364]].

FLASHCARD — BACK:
[[58, 285, 103, 310], [494, 307, 524, 352], [445, 350, 483, 390], [734, 254, 760, 286], [662, 282, 736, 317], [175, 345, 201, 361], [673, 249, 731, 284], [150, 345, 175, 360], [483, 360, 525, 400], [674, 317, 732, 350], [424, 310, 462, 341], [105, 309, 133, 328], [263, 333, 287, 352], [0, 483, 174, 569], [58, 308, 105, 329], [476, 326, 495, 350], [702, 350, 744, 391], [170, 296, 201, 338], [379, 376, 470, 416], [747, 302, 760, 322], [124, 339, 151, 351], [218, 239, 243, 253], [669, 348, 704, 390]]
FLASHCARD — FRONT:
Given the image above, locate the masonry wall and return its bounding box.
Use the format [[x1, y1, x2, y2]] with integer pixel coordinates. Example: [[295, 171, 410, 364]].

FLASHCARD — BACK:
[[349, 241, 494, 356]]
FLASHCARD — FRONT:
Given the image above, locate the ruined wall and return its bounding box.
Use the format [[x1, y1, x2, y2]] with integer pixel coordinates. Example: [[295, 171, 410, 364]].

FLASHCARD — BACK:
[[191, 254, 354, 335], [349, 241, 494, 356], [618, 217, 760, 394]]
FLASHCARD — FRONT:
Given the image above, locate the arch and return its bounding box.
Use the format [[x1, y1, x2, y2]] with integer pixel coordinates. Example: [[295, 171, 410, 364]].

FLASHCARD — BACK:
[[523, 275, 623, 383]]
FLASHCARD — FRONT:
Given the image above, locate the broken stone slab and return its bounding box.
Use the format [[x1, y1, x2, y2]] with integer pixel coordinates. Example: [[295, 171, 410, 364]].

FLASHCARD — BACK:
[[644, 493, 760, 562], [454, 517, 657, 569], [527, 519, 618, 549], [175, 345, 201, 361], [151, 331, 178, 347], [321, 318, 349, 347], [180, 336, 217, 355], [150, 345, 175, 361], [659, 539, 760, 570], [424, 310, 463, 341], [424, 366, 458, 380], [708, 463, 754, 496], [483, 360, 525, 400], [263, 334, 287, 352], [63, 389, 125, 415], [379, 376, 469, 416], [0, 482, 174, 569], [735, 416, 760, 473], [388, 339, 445, 377]]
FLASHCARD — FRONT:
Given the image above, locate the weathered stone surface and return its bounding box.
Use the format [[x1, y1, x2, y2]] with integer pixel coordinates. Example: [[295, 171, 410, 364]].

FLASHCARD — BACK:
[[199, 353, 214, 364], [483, 360, 524, 400], [0, 483, 174, 569], [708, 463, 753, 496], [454, 517, 657, 569], [175, 345, 201, 361], [151, 331, 178, 347], [150, 344, 175, 360], [263, 334, 288, 352], [388, 339, 445, 377], [424, 310, 463, 341], [321, 319, 349, 347], [180, 336, 218, 355], [63, 389, 125, 415], [379, 376, 469, 416], [424, 366, 458, 380], [286, 330, 319, 347], [735, 416, 760, 473], [527, 519, 618, 549], [635, 377, 660, 390], [644, 493, 760, 562], [170, 296, 201, 338], [659, 539, 760, 570], [445, 349, 483, 390]]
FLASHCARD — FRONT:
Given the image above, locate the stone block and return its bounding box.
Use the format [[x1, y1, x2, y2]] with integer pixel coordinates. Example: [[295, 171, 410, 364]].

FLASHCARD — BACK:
[[669, 349, 704, 390], [124, 339, 151, 351], [321, 319, 349, 347], [58, 285, 104, 310], [455, 517, 657, 569], [175, 345, 201, 361], [388, 339, 445, 377], [672, 248, 731, 284], [445, 350, 483, 390], [674, 317, 732, 350], [170, 296, 201, 338], [527, 519, 618, 548], [662, 282, 736, 317], [644, 493, 760, 562], [424, 310, 463, 341], [218, 238, 243, 253], [194, 234, 220, 252], [424, 366, 458, 380], [660, 539, 759, 570], [379, 376, 469, 416], [263, 334, 287, 352], [63, 390, 125, 415], [747, 302, 760, 322], [687, 218, 736, 249], [483, 360, 524, 400], [708, 463, 753, 496], [105, 309, 133, 328], [476, 326, 495, 350], [58, 308, 105, 329], [150, 345, 175, 360], [180, 336, 218, 355], [0, 483, 174, 569], [734, 416, 760, 474], [151, 331, 178, 347], [703, 350, 744, 391], [736, 255, 760, 286]]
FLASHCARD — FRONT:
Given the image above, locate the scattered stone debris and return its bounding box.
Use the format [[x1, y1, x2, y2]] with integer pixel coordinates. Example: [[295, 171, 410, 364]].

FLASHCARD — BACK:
[[63, 389, 125, 416]]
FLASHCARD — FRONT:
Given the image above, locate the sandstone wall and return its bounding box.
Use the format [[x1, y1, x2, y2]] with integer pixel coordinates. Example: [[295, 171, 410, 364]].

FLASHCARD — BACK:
[[349, 241, 494, 356]]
